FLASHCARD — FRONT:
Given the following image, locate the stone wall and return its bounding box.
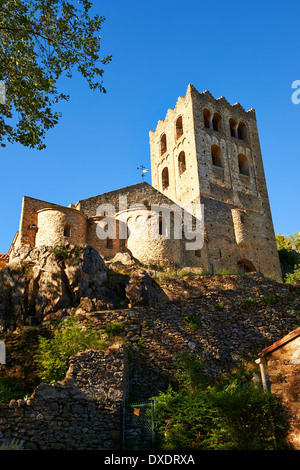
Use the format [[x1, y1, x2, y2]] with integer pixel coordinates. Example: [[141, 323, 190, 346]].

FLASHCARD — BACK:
[[0, 271, 299, 449], [261, 332, 300, 450], [0, 345, 128, 450], [35, 207, 87, 247]]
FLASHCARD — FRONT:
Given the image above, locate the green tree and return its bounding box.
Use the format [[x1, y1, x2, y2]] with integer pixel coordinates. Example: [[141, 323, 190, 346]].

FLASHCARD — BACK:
[[0, 0, 111, 149]]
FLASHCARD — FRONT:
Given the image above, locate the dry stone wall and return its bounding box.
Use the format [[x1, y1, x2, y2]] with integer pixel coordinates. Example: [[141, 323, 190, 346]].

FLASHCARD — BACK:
[[0, 345, 127, 450]]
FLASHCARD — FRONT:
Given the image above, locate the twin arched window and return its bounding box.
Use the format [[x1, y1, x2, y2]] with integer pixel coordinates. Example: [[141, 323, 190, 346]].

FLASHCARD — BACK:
[[229, 118, 248, 141], [203, 109, 223, 132], [203, 109, 248, 142], [160, 116, 184, 157]]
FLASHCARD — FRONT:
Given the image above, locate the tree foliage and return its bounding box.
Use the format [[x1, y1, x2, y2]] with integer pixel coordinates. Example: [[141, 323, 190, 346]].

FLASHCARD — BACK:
[[276, 232, 300, 281], [0, 0, 111, 149]]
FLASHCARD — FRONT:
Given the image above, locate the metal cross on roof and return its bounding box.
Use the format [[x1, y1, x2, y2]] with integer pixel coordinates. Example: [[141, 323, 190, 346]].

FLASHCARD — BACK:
[[137, 164, 148, 181]]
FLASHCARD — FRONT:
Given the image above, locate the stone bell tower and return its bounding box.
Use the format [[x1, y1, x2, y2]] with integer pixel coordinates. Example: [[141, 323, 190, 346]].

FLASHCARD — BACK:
[[149, 84, 282, 281]]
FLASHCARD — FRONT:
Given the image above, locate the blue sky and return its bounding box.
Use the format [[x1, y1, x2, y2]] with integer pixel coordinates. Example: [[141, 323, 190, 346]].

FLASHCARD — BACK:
[[1, 0, 299, 253]]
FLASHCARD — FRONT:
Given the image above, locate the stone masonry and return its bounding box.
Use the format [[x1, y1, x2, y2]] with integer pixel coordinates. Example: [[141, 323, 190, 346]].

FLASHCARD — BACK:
[[0, 344, 128, 450], [6, 85, 282, 282]]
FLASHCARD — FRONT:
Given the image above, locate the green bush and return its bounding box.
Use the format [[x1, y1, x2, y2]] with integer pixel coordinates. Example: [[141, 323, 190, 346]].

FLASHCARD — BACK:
[[153, 355, 289, 450], [183, 314, 200, 331], [285, 265, 300, 283], [51, 246, 70, 261], [35, 316, 107, 383]]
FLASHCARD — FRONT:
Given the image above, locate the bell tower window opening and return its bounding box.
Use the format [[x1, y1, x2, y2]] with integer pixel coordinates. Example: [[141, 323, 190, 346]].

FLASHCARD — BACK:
[[229, 117, 237, 137], [203, 108, 211, 129], [178, 151, 186, 175], [176, 116, 183, 140], [160, 133, 167, 155], [238, 153, 250, 176], [211, 145, 222, 168], [162, 167, 169, 190], [237, 121, 247, 141], [212, 112, 222, 132]]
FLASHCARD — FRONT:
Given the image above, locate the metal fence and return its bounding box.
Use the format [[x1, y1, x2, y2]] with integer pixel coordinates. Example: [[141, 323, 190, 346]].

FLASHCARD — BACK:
[[120, 400, 157, 450]]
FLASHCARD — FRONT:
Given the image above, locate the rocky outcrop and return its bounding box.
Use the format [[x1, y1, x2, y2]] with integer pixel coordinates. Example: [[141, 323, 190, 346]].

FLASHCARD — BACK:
[[125, 268, 158, 307], [0, 245, 107, 331]]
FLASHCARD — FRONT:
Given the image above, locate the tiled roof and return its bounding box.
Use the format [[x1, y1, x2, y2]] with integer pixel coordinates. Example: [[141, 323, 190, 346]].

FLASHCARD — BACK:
[[259, 327, 300, 357], [0, 254, 9, 261]]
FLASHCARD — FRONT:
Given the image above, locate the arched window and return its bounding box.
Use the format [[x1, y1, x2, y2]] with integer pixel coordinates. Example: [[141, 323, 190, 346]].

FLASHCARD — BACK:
[[203, 108, 211, 129], [178, 151, 186, 175], [176, 116, 183, 140], [238, 153, 250, 176], [211, 144, 222, 167], [212, 112, 222, 132], [162, 167, 169, 190], [237, 121, 247, 140], [64, 224, 71, 237], [160, 133, 167, 155], [229, 117, 237, 137]]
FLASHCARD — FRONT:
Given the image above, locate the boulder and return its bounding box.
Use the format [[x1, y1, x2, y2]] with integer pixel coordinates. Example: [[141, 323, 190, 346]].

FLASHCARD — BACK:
[[125, 269, 157, 307], [0, 244, 107, 330]]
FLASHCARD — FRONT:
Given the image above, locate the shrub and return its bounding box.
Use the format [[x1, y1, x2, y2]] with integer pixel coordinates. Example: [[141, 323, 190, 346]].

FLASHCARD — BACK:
[[183, 314, 200, 331], [51, 246, 70, 261], [153, 361, 289, 450], [35, 315, 107, 383], [285, 266, 300, 283]]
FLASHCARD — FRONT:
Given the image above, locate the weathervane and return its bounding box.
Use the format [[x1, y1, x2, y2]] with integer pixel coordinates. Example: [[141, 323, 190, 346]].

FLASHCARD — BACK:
[[137, 164, 148, 181]]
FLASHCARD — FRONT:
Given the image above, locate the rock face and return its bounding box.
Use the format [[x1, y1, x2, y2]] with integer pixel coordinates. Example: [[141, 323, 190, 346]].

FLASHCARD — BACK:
[[0, 245, 107, 331], [125, 269, 158, 307]]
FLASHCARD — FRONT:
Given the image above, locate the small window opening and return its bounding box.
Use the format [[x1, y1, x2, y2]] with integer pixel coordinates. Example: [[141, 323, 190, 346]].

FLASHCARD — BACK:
[[106, 238, 113, 249], [203, 108, 211, 129], [195, 249, 201, 257], [178, 151, 186, 175], [238, 154, 250, 176], [64, 224, 71, 237], [162, 167, 169, 190], [212, 112, 222, 132], [229, 118, 237, 137], [176, 116, 183, 140], [237, 122, 247, 140], [211, 145, 222, 168], [160, 133, 167, 155]]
